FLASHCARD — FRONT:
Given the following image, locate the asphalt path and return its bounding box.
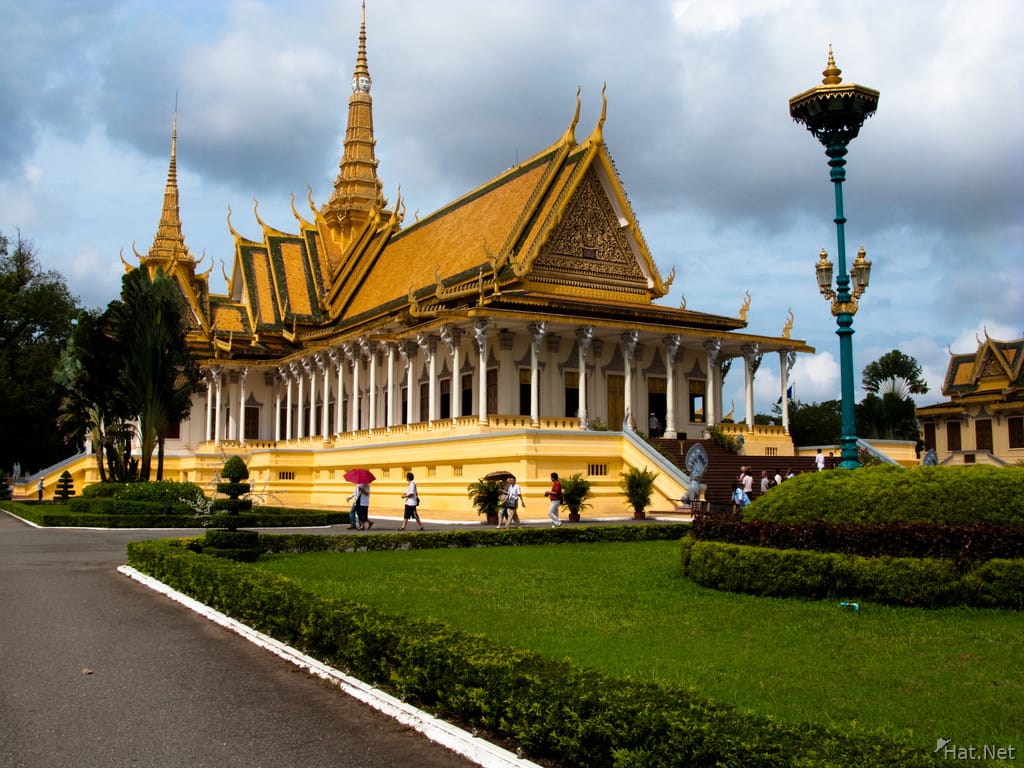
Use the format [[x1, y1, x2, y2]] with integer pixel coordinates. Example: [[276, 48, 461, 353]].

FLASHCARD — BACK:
[[0, 514, 478, 768]]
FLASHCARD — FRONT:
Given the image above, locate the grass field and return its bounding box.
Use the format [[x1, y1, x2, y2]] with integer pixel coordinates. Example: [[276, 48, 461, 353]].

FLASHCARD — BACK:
[[256, 539, 1024, 751]]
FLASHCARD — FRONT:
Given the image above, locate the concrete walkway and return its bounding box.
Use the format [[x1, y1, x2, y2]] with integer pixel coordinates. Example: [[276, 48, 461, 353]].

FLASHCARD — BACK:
[[0, 514, 487, 768]]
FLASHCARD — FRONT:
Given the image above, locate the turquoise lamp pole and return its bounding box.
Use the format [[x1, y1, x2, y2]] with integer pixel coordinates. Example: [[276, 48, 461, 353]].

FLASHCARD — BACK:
[[790, 47, 878, 469]]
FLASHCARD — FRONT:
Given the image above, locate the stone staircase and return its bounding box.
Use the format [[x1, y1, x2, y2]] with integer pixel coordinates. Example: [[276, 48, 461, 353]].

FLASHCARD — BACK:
[[651, 438, 819, 505]]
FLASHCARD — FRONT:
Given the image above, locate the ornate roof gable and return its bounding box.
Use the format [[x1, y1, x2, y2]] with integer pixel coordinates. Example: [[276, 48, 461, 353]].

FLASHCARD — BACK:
[[944, 333, 1024, 397]]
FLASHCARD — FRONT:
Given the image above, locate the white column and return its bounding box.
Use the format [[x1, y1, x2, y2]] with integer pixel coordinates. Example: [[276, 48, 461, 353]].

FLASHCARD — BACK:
[[214, 369, 223, 445], [576, 327, 593, 428], [663, 336, 681, 439], [238, 367, 248, 444], [474, 319, 489, 425], [204, 370, 215, 441], [331, 349, 344, 435], [321, 354, 331, 438], [398, 341, 415, 426], [780, 350, 795, 435], [742, 344, 760, 430], [285, 364, 295, 440], [704, 340, 720, 429], [296, 360, 307, 439], [274, 369, 283, 441], [348, 342, 361, 432], [529, 322, 546, 427], [386, 343, 397, 428], [367, 342, 378, 430], [622, 331, 638, 430], [417, 334, 438, 423], [308, 356, 318, 439]]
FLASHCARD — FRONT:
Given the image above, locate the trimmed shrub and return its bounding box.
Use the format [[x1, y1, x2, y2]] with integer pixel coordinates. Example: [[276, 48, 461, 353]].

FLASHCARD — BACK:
[[746, 465, 1024, 525], [54, 470, 76, 502], [680, 538, 1023, 609]]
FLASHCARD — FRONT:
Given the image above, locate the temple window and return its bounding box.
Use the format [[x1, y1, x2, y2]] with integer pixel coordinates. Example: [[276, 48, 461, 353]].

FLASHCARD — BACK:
[[975, 419, 993, 452], [689, 379, 706, 423], [518, 368, 530, 416], [1009, 416, 1024, 449], [947, 421, 961, 452], [564, 371, 579, 419]]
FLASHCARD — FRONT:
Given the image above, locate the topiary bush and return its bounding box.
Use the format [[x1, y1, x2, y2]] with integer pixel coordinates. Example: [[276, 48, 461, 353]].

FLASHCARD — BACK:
[[54, 470, 76, 502], [211, 456, 252, 532]]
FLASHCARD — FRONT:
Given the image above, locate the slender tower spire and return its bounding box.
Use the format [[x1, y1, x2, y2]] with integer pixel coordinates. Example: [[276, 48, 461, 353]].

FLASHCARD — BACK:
[[321, 1, 386, 242], [147, 106, 192, 266]]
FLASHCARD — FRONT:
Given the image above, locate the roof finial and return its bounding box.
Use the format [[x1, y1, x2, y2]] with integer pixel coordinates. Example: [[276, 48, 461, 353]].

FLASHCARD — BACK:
[[561, 86, 581, 147], [822, 44, 842, 85]]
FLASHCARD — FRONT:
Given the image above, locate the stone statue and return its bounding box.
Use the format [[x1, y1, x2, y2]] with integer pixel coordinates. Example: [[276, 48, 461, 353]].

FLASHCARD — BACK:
[[684, 442, 708, 502]]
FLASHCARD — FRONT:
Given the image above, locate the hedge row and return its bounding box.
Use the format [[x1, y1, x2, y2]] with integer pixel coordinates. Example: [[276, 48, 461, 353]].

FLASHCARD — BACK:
[[261, 522, 690, 554], [680, 538, 1024, 609], [747, 465, 1024, 526], [127, 534, 933, 767], [692, 510, 1024, 566], [5, 499, 343, 529]]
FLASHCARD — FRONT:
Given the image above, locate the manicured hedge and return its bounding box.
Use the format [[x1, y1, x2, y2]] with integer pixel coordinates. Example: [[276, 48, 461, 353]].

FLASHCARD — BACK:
[[680, 538, 1024, 608], [81, 481, 206, 503], [692, 511, 1024, 564], [5, 498, 344, 529], [746, 465, 1024, 525], [126, 533, 933, 767], [261, 522, 690, 554]]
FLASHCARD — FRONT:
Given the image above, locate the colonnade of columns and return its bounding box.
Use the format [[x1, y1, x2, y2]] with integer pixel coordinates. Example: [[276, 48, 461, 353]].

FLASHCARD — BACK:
[[197, 323, 795, 445]]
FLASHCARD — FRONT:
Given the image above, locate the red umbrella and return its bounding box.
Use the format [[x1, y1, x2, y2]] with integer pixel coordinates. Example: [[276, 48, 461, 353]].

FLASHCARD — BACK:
[[344, 468, 376, 484]]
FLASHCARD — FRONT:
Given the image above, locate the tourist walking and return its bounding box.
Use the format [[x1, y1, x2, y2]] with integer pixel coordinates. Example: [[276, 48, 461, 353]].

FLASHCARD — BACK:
[[500, 475, 524, 529], [815, 449, 825, 471], [731, 482, 750, 510], [400, 472, 423, 530], [545, 472, 562, 527], [348, 482, 372, 530]]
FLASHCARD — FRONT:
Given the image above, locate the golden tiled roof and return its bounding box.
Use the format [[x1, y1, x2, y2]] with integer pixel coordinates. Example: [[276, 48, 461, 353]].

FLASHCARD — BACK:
[[344, 152, 557, 319]]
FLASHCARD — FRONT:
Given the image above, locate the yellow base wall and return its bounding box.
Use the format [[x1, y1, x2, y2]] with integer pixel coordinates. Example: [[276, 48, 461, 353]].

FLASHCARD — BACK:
[[14, 427, 691, 523]]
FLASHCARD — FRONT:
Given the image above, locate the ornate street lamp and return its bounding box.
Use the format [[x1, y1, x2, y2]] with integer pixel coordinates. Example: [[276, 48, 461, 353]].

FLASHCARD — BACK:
[[790, 47, 879, 469]]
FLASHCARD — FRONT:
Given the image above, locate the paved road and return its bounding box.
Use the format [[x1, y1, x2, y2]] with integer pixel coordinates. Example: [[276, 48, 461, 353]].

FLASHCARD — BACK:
[[0, 515, 478, 768]]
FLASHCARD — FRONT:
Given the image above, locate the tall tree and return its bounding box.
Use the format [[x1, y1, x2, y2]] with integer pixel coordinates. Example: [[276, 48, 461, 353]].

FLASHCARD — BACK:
[[0, 231, 79, 474], [784, 399, 842, 448], [54, 308, 135, 482], [858, 350, 928, 442], [109, 268, 199, 481], [861, 350, 929, 397]]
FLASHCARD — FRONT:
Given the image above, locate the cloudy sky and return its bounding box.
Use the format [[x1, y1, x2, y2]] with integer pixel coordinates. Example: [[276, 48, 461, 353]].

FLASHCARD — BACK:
[[2, 0, 1022, 419]]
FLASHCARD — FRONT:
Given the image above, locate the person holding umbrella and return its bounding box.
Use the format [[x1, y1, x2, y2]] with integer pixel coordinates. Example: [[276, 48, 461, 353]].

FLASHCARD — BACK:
[[400, 471, 424, 530], [344, 468, 375, 530]]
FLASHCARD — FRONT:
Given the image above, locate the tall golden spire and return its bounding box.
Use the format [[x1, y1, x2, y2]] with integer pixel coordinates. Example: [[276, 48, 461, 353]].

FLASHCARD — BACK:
[[146, 108, 192, 266], [321, 1, 386, 242]]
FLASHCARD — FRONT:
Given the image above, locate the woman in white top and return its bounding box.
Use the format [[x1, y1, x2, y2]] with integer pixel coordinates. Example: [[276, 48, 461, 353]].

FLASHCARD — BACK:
[[501, 475, 525, 529]]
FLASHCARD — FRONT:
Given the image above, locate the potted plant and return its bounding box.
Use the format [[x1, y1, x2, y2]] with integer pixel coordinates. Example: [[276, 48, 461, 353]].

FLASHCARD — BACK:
[[620, 466, 658, 520], [559, 473, 592, 523], [467, 478, 503, 525]]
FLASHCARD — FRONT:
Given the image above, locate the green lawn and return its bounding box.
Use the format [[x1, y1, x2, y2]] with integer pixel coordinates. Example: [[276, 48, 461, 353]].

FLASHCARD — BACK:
[[256, 540, 1024, 750]]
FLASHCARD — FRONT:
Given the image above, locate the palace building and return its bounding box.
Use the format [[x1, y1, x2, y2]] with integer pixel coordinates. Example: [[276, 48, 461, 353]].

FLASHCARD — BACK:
[[916, 332, 1024, 466], [69, 8, 813, 515]]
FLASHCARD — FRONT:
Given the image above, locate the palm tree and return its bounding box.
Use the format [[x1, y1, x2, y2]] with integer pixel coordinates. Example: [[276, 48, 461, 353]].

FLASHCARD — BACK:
[[467, 478, 503, 524], [619, 466, 658, 520], [559, 473, 592, 522], [861, 350, 928, 396], [54, 309, 134, 482], [110, 268, 199, 481]]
